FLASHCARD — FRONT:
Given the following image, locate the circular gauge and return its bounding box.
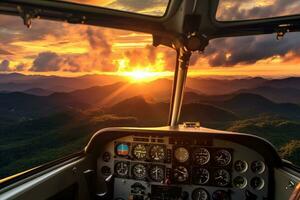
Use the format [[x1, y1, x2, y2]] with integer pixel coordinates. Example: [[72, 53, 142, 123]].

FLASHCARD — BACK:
[[251, 161, 266, 174], [101, 166, 112, 176], [150, 145, 166, 161], [149, 165, 165, 182], [213, 169, 231, 187], [193, 168, 210, 185], [132, 144, 147, 160], [234, 160, 248, 173], [233, 176, 247, 189], [132, 163, 147, 179], [174, 147, 190, 163], [193, 148, 210, 165], [192, 188, 209, 200], [102, 152, 111, 162], [115, 161, 129, 177], [250, 177, 265, 190], [173, 166, 189, 183], [212, 190, 230, 200], [214, 150, 232, 166], [115, 143, 129, 156]]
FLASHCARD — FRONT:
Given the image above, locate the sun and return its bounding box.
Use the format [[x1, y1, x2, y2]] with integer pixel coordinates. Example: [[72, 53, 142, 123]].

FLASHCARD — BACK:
[[122, 70, 167, 82], [126, 70, 155, 82], [114, 58, 172, 82]]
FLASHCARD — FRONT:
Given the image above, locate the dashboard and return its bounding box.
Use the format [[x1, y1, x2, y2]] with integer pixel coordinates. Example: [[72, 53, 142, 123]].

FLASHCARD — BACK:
[[93, 128, 276, 200]]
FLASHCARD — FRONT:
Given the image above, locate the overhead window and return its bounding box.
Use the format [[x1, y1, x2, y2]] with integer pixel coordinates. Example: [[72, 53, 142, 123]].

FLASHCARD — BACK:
[[216, 0, 300, 21], [61, 0, 170, 16]]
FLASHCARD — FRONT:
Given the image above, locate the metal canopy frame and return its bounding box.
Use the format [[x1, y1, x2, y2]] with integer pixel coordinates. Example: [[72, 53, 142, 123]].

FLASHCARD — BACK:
[[1, 0, 300, 127]]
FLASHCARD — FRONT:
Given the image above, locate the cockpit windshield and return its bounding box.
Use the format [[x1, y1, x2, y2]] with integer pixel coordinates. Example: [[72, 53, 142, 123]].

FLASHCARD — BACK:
[[0, 1, 300, 181], [0, 14, 174, 179]]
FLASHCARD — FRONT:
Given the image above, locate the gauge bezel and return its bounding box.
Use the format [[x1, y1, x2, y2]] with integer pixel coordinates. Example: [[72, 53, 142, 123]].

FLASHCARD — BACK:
[[132, 163, 147, 180], [115, 142, 130, 157], [233, 176, 247, 189], [234, 160, 248, 173], [251, 160, 266, 174], [149, 164, 165, 182], [250, 177, 265, 190], [102, 152, 111, 162], [213, 149, 232, 167], [149, 144, 166, 162], [192, 188, 209, 200], [101, 166, 112, 176], [114, 161, 130, 177], [172, 165, 190, 183], [132, 143, 148, 160], [192, 147, 211, 166], [192, 167, 210, 185], [173, 146, 190, 163], [213, 168, 231, 187]]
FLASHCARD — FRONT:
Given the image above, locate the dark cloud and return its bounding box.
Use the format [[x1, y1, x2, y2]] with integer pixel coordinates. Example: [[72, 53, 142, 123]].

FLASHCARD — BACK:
[[86, 27, 111, 53], [0, 60, 11, 72], [84, 27, 116, 71], [30, 52, 63, 72], [0, 15, 64, 45], [15, 63, 27, 71], [203, 32, 300, 67]]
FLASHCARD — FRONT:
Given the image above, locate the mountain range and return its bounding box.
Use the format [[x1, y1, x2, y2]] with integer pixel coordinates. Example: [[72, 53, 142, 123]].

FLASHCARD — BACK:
[[1, 73, 300, 104], [0, 73, 300, 178]]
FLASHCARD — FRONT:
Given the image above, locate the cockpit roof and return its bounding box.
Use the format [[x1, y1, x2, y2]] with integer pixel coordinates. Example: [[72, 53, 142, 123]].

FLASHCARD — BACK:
[[1, 0, 300, 49]]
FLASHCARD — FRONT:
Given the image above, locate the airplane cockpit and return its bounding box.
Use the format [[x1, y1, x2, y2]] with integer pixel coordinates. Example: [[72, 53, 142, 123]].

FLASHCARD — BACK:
[[90, 127, 278, 200], [0, 0, 300, 200]]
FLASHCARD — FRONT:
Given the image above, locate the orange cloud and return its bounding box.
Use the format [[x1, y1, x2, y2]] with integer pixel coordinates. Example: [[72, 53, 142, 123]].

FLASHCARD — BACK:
[[1, 2, 300, 78]]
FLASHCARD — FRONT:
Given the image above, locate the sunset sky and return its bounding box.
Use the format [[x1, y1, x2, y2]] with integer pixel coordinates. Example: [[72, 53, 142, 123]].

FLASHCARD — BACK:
[[1, 0, 300, 79]]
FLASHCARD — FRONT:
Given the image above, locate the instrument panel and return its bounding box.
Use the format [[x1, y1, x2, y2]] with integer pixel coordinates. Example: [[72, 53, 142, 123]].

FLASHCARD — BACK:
[[97, 134, 269, 200]]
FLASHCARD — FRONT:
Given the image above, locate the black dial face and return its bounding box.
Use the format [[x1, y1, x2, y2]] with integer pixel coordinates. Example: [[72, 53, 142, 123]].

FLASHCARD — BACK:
[[213, 169, 230, 187], [212, 190, 230, 200], [250, 177, 264, 190], [174, 147, 190, 163], [234, 160, 248, 173], [150, 145, 166, 161], [233, 176, 247, 189], [102, 152, 111, 162], [173, 166, 189, 183], [132, 163, 147, 179], [193, 168, 210, 185], [192, 188, 209, 200], [193, 148, 210, 165], [214, 150, 231, 166], [132, 144, 147, 160], [115, 161, 129, 177], [101, 166, 111, 176], [251, 161, 266, 174], [149, 165, 165, 182]]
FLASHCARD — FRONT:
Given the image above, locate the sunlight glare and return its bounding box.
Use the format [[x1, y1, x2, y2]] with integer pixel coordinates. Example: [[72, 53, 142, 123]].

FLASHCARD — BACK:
[[122, 70, 165, 82], [114, 55, 171, 82]]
